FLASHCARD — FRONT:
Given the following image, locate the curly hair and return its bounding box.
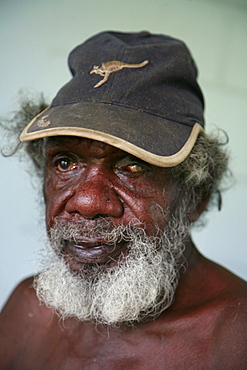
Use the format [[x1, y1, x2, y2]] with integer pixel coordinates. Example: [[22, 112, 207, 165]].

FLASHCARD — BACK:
[[170, 132, 230, 218], [1, 95, 230, 218], [1, 94, 48, 177]]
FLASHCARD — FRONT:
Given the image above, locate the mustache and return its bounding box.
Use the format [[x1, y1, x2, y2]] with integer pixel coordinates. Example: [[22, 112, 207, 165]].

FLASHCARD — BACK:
[[49, 218, 147, 248]]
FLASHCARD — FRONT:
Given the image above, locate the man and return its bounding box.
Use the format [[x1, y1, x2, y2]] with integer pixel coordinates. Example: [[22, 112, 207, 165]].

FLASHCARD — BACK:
[[0, 31, 246, 369]]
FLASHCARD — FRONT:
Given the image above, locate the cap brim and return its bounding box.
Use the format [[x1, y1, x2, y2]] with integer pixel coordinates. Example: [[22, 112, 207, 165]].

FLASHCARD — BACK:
[[20, 102, 203, 167]]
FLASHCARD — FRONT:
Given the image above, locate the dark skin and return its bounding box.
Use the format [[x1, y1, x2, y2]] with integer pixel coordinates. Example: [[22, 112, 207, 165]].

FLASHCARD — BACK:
[[1, 137, 247, 369]]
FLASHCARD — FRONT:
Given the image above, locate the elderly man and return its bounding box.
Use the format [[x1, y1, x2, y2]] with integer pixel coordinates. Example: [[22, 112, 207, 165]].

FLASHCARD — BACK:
[[0, 31, 246, 369]]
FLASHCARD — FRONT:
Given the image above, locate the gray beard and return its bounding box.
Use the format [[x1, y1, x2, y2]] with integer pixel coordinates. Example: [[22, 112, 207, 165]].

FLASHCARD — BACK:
[[34, 212, 189, 326]]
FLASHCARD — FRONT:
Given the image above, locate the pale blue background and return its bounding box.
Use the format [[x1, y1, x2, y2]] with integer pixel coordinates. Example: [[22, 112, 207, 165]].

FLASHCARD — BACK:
[[1, 0, 247, 309]]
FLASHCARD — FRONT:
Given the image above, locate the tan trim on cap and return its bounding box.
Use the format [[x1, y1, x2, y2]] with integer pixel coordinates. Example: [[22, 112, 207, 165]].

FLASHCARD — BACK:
[[20, 121, 203, 167]]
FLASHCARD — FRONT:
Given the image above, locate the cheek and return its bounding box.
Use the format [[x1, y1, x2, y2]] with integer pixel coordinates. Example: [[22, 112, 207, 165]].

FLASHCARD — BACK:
[[142, 183, 180, 235], [147, 202, 167, 229], [44, 173, 75, 230], [44, 175, 57, 230], [140, 199, 169, 235], [121, 185, 172, 235]]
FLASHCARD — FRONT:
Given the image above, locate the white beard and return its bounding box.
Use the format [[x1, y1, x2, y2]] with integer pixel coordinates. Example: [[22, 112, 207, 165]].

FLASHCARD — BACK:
[[34, 213, 189, 326]]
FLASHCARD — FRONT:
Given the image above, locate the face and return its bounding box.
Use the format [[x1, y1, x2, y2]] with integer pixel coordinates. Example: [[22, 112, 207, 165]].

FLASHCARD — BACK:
[[44, 136, 177, 269]]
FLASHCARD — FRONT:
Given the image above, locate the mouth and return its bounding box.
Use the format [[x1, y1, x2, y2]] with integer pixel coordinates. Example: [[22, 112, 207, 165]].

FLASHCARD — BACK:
[[63, 239, 128, 268]]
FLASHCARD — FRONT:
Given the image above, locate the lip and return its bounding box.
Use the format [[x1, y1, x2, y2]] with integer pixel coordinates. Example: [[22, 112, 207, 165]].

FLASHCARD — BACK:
[[63, 239, 127, 266]]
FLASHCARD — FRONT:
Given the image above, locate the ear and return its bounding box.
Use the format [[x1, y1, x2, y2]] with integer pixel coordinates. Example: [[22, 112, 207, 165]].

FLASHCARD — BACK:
[[187, 193, 211, 222]]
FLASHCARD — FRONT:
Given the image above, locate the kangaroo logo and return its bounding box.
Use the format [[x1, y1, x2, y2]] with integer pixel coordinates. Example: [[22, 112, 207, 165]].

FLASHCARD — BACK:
[[90, 60, 149, 88]]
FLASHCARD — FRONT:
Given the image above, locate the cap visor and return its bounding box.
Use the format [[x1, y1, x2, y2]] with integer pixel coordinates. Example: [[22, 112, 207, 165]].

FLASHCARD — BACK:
[[20, 102, 203, 167]]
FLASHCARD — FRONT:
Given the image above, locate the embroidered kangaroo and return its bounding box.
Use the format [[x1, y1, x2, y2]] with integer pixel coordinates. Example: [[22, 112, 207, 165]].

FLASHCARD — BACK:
[[90, 60, 149, 88]]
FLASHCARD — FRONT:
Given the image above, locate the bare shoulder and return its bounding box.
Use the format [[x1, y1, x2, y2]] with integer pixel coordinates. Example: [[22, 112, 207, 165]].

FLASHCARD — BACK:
[[201, 255, 247, 302], [0, 275, 54, 324], [0, 276, 36, 330], [188, 253, 247, 366], [209, 263, 247, 366], [1, 276, 36, 308], [154, 252, 247, 367], [0, 276, 53, 368], [0, 276, 44, 322], [209, 287, 247, 367], [193, 252, 247, 321]]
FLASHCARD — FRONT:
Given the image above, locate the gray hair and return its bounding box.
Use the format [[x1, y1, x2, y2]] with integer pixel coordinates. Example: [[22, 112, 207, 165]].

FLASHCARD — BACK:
[[171, 131, 230, 217]]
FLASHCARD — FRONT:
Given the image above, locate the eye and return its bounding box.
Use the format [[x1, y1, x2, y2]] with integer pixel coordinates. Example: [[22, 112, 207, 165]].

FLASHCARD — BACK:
[[115, 155, 150, 175], [55, 157, 78, 172], [121, 163, 146, 173]]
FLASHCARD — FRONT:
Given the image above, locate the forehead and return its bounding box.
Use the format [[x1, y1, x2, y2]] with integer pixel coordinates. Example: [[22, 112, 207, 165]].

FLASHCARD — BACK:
[[45, 136, 135, 159]]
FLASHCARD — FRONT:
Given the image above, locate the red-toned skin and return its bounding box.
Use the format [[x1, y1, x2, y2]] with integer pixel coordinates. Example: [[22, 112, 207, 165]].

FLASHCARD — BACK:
[[1, 137, 247, 369]]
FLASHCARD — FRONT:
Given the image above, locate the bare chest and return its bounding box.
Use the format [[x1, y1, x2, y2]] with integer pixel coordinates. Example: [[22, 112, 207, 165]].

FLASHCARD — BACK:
[[11, 319, 228, 370]]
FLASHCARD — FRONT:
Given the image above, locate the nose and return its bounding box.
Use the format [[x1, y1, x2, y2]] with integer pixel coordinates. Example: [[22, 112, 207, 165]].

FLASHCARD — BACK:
[[65, 166, 124, 219]]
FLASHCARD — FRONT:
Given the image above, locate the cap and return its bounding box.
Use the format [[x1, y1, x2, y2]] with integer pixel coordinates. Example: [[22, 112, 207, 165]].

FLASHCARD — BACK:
[[20, 31, 205, 167]]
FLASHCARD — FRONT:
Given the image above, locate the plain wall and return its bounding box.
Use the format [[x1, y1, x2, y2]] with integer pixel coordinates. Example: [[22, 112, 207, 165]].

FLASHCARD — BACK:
[[1, 0, 247, 309]]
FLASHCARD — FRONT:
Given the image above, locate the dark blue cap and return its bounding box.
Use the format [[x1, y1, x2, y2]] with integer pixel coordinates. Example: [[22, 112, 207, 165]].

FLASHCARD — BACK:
[[20, 31, 205, 167]]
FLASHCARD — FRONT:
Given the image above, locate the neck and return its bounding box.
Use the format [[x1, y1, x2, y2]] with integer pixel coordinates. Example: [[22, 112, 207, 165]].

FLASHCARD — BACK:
[[168, 237, 204, 312]]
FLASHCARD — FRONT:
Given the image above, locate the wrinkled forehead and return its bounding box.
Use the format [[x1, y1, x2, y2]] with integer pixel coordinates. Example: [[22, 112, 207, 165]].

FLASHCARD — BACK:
[[45, 136, 139, 160]]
